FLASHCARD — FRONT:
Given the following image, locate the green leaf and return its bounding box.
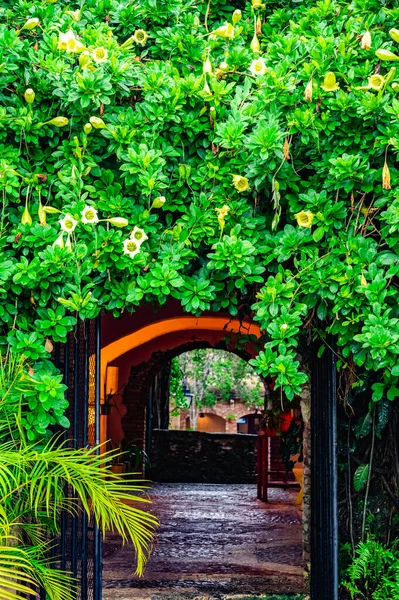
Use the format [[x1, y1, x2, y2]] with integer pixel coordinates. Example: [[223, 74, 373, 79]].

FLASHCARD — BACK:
[[353, 464, 369, 492]]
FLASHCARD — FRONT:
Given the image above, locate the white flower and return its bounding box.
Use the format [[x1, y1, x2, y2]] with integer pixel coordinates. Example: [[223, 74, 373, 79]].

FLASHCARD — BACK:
[[59, 213, 78, 233], [92, 46, 108, 64], [249, 57, 266, 77], [58, 29, 86, 53], [81, 205, 99, 224], [123, 238, 141, 258], [130, 226, 148, 244]]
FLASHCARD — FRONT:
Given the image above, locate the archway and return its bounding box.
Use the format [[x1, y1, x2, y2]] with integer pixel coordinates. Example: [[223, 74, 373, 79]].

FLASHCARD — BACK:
[[99, 304, 309, 598]]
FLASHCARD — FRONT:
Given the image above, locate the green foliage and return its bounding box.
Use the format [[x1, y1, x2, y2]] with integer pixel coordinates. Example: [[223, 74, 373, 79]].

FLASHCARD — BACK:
[[0, 354, 157, 599], [2, 0, 399, 430], [342, 538, 399, 599], [177, 349, 263, 409]]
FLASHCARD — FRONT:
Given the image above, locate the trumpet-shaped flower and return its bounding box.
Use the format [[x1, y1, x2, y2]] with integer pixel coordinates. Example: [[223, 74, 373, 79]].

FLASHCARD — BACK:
[[249, 57, 266, 77], [133, 29, 149, 46], [58, 29, 86, 53], [79, 51, 91, 68], [130, 226, 148, 244], [21, 205, 32, 225], [321, 72, 339, 92], [203, 57, 212, 75], [232, 10, 242, 25], [81, 205, 99, 224], [215, 205, 230, 232], [123, 238, 141, 258], [59, 213, 78, 233], [210, 23, 234, 39], [232, 174, 250, 192], [368, 74, 385, 90], [92, 47, 108, 64], [295, 210, 314, 228]]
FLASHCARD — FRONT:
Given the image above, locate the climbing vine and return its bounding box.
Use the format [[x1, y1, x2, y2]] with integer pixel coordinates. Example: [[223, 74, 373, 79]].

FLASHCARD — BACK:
[[1, 0, 399, 439]]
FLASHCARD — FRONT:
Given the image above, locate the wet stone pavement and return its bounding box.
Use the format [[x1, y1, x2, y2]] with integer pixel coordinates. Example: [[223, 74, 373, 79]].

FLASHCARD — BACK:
[[102, 483, 305, 600]]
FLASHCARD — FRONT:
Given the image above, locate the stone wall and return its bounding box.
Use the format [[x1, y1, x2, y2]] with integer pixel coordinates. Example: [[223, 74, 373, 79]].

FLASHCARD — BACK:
[[149, 429, 257, 483]]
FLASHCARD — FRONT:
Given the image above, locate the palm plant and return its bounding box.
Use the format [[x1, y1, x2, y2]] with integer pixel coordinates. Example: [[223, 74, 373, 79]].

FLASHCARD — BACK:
[[0, 353, 158, 599]]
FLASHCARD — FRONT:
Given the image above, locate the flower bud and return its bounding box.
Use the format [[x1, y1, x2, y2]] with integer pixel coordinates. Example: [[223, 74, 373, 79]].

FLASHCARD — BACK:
[[48, 117, 69, 127], [20, 18, 40, 31], [89, 116, 106, 129], [392, 82, 399, 91], [280, 323, 288, 331], [106, 217, 129, 227], [385, 67, 396, 85], [232, 10, 242, 25], [203, 57, 212, 75], [43, 206, 61, 214], [21, 205, 32, 225], [361, 31, 371, 50], [84, 123, 93, 134], [376, 48, 399, 61], [256, 17, 262, 36], [79, 51, 90, 67], [390, 29, 399, 44], [24, 88, 35, 104], [250, 32, 260, 54], [53, 232, 64, 249], [304, 79, 313, 101], [38, 201, 46, 226], [151, 196, 166, 209], [382, 158, 391, 190], [219, 61, 229, 71]]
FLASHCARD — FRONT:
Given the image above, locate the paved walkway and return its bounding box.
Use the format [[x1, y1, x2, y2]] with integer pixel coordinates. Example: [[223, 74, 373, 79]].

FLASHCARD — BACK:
[[103, 484, 305, 600]]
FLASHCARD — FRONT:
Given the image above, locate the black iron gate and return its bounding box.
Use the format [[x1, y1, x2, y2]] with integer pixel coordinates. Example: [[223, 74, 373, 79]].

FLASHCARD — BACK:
[[54, 318, 102, 600], [53, 318, 338, 600]]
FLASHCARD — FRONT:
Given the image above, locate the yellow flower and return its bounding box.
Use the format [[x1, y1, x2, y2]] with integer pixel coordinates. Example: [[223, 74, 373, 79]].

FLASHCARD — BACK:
[[83, 123, 92, 134], [361, 31, 371, 50], [382, 159, 391, 190], [58, 29, 85, 53], [210, 23, 235, 39], [130, 226, 148, 244], [232, 174, 250, 192], [79, 51, 91, 68], [368, 74, 385, 90], [215, 205, 230, 232], [376, 48, 399, 61], [65, 9, 81, 21], [24, 88, 35, 104], [321, 72, 339, 92], [295, 210, 315, 228], [232, 10, 242, 25], [249, 57, 266, 77], [304, 79, 313, 101], [251, 0, 264, 7], [123, 238, 141, 258], [92, 47, 108, 64], [133, 29, 149, 46], [250, 32, 260, 54], [59, 213, 78, 233], [81, 205, 99, 224], [390, 29, 399, 44]]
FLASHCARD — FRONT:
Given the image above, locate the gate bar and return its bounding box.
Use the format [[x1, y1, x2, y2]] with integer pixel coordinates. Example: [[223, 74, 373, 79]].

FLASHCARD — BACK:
[[310, 335, 338, 599], [93, 315, 103, 600]]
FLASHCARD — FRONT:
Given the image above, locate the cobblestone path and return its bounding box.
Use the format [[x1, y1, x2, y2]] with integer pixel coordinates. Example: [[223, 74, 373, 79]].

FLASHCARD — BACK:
[[102, 483, 305, 600]]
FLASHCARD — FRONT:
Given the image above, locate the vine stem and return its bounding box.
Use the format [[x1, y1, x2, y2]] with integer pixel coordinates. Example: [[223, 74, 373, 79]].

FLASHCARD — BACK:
[[204, 0, 211, 32], [361, 405, 375, 542]]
